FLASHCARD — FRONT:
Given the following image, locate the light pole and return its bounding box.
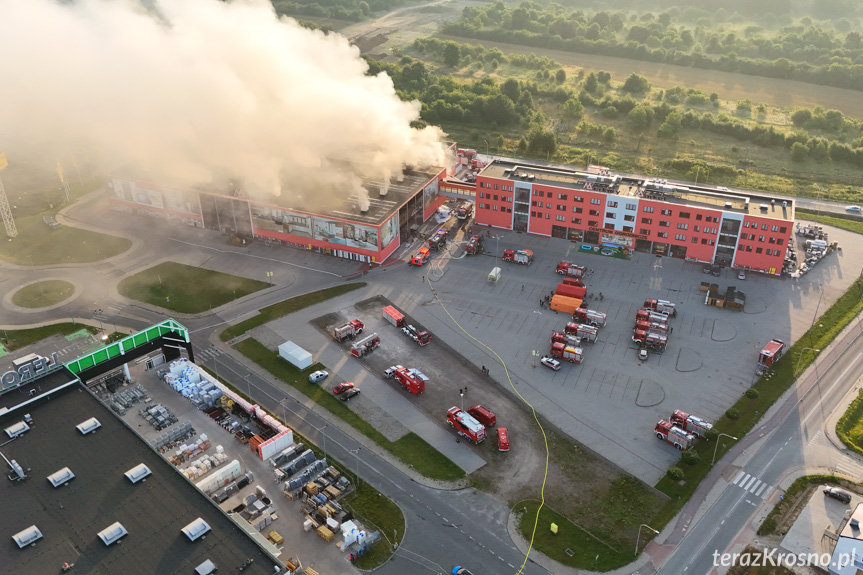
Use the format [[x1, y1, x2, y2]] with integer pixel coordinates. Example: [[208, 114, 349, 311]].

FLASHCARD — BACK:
[[483, 139, 489, 157], [492, 235, 501, 267], [319, 424, 328, 459], [243, 373, 252, 401], [459, 388, 466, 412], [635, 524, 659, 556], [795, 347, 821, 377], [711, 433, 738, 465], [350, 448, 361, 487]]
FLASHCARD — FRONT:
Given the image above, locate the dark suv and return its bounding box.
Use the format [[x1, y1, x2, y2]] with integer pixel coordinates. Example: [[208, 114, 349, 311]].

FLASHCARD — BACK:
[[710, 265, 722, 277], [824, 487, 852, 504]]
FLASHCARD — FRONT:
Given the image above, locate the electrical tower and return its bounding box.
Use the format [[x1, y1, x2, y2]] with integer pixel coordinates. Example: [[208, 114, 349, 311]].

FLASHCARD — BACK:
[[0, 152, 17, 238]]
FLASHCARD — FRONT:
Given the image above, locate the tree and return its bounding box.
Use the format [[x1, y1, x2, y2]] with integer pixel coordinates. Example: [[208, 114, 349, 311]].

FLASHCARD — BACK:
[[602, 127, 616, 142], [622, 73, 651, 93], [790, 141, 807, 162], [562, 98, 584, 119], [657, 122, 679, 139], [584, 72, 598, 94], [528, 129, 556, 156], [517, 137, 528, 153], [501, 78, 520, 102], [443, 43, 460, 67], [790, 108, 812, 126], [555, 69, 566, 84], [628, 104, 654, 133]]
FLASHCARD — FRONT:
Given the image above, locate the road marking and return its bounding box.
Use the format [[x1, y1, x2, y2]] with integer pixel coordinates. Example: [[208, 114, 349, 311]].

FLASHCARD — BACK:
[[731, 470, 745, 485], [761, 487, 774, 500], [741, 476, 756, 490], [731, 473, 772, 499], [755, 483, 767, 497], [749, 480, 762, 493], [807, 430, 823, 446]]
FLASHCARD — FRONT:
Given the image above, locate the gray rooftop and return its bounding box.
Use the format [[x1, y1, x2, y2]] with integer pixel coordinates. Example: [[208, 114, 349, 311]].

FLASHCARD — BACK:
[[0, 378, 279, 575]]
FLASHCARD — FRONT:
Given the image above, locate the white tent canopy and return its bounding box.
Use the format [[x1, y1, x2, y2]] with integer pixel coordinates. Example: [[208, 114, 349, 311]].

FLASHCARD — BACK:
[[278, 341, 312, 370]]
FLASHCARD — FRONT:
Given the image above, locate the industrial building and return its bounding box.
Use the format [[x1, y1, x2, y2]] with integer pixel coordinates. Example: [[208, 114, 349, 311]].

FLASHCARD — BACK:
[[0, 328, 282, 575], [472, 159, 794, 274], [107, 146, 457, 264]]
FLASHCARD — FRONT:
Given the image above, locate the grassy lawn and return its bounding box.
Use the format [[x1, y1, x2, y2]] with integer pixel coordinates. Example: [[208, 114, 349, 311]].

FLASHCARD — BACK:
[[234, 338, 465, 481], [0, 214, 131, 265], [837, 390, 863, 456], [343, 483, 405, 569], [0, 323, 98, 352], [797, 211, 863, 235], [12, 280, 75, 308], [653, 273, 863, 528], [517, 500, 631, 571], [118, 261, 271, 314], [757, 475, 854, 536], [220, 283, 366, 341]]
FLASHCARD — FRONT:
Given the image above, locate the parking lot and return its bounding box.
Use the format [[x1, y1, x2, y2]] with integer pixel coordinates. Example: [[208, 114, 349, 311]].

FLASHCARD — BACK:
[[369, 221, 863, 483]]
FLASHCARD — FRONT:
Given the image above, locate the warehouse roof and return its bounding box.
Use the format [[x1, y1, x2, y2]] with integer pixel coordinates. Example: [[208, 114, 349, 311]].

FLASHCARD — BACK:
[[0, 381, 279, 575]]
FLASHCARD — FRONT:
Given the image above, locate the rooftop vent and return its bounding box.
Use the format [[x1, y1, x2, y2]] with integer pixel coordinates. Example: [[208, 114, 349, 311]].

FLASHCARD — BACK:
[[182, 518, 211, 542], [12, 525, 42, 548], [759, 204, 769, 211], [528, 174, 536, 181], [76, 417, 101, 435], [782, 201, 787, 208], [5, 421, 30, 439], [47, 467, 75, 488], [519, 172, 527, 179], [503, 168, 512, 174], [97, 522, 128, 546], [195, 560, 218, 575], [852, 518, 860, 528], [725, 202, 732, 209], [124, 463, 152, 484]]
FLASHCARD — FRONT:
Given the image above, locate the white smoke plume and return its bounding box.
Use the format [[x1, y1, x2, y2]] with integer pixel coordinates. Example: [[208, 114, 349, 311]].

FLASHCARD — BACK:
[[0, 0, 447, 206]]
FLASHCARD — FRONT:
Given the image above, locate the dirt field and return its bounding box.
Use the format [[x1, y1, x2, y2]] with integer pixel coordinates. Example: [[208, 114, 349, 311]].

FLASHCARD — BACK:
[[311, 294, 665, 547]]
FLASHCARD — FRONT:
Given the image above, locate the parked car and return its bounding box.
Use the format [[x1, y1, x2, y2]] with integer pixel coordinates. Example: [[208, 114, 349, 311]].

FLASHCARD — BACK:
[[308, 370, 328, 383], [846, 205, 862, 213], [702, 265, 712, 274], [737, 270, 746, 280], [467, 405, 496, 427], [540, 356, 561, 371], [333, 382, 355, 395], [638, 349, 649, 361], [340, 388, 361, 401], [383, 365, 404, 378], [711, 265, 722, 277], [824, 487, 852, 503]]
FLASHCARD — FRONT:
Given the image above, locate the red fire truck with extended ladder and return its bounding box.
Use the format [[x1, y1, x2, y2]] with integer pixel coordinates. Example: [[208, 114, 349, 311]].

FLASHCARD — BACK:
[[350, 333, 380, 357], [654, 420, 695, 450], [333, 320, 364, 342], [573, 308, 606, 327], [756, 339, 785, 375], [446, 407, 486, 443]]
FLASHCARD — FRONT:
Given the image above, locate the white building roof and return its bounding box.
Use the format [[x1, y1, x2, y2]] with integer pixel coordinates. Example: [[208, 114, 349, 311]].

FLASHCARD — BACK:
[[830, 504, 863, 574]]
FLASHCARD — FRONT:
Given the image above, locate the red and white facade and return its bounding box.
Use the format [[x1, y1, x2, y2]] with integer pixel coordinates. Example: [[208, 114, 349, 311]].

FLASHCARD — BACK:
[[473, 160, 792, 274]]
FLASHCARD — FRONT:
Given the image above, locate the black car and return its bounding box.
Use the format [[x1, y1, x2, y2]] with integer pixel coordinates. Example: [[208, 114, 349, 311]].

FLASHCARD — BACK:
[[824, 487, 852, 504], [702, 265, 712, 274], [341, 388, 361, 402], [711, 265, 722, 277]]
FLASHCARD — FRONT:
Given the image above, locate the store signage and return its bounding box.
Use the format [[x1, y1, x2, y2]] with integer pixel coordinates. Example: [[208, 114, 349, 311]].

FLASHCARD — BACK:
[[1, 353, 60, 387]]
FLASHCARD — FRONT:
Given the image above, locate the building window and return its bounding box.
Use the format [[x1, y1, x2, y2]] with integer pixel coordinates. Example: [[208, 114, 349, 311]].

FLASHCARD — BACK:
[[701, 238, 708, 245], [571, 217, 581, 224], [746, 245, 752, 252], [494, 184, 499, 190], [761, 223, 768, 230], [759, 235, 765, 242], [677, 223, 688, 230], [538, 191, 544, 197], [679, 211, 690, 219], [780, 226, 787, 234], [507, 208, 512, 213], [493, 195, 499, 201], [743, 221, 750, 228], [546, 203, 552, 209], [558, 193, 568, 200], [588, 220, 599, 227], [589, 209, 600, 216], [659, 221, 670, 227], [624, 215, 635, 222], [661, 209, 672, 216], [657, 231, 668, 238], [691, 237, 698, 243], [625, 203, 637, 210], [546, 213, 550, 219], [531, 211, 536, 217], [531, 201, 537, 207], [606, 212, 616, 219], [532, 190, 538, 196], [709, 240, 715, 245], [493, 205, 498, 211], [558, 205, 566, 211], [694, 225, 700, 232], [591, 198, 602, 205], [642, 217, 652, 224], [696, 214, 703, 221], [643, 206, 654, 213], [675, 234, 686, 241], [556, 215, 565, 221], [623, 226, 633, 232], [640, 228, 650, 235], [604, 223, 615, 230], [573, 207, 583, 214], [574, 196, 584, 202], [769, 237, 776, 244], [479, 192, 484, 199], [771, 225, 778, 232], [756, 247, 763, 254], [607, 201, 618, 208]]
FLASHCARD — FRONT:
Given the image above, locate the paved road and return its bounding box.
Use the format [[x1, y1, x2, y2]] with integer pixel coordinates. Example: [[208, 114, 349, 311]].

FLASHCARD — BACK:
[[654, 318, 863, 575]]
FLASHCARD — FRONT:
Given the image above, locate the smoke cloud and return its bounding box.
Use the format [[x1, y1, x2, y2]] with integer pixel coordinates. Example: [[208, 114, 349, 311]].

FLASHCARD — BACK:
[[0, 0, 447, 207]]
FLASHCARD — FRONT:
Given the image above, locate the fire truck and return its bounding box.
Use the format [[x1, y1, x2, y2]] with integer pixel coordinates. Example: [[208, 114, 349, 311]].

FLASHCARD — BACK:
[[465, 235, 483, 255], [551, 331, 581, 347], [564, 322, 597, 343], [573, 308, 606, 328], [402, 324, 432, 346], [670, 410, 713, 438], [644, 298, 677, 317], [654, 420, 695, 450], [456, 202, 474, 220], [756, 339, 785, 375], [636, 309, 669, 325], [555, 262, 586, 278], [411, 247, 430, 266], [333, 320, 364, 342], [634, 320, 667, 333], [393, 367, 428, 395], [549, 343, 584, 363], [428, 229, 449, 250], [502, 249, 533, 265], [632, 330, 667, 351], [382, 306, 406, 328], [350, 333, 380, 357], [561, 276, 584, 287], [446, 407, 486, 443]]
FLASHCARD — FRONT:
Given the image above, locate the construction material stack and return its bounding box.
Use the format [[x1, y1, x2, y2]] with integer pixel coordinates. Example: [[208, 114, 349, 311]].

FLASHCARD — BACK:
[[446, 407, 486, 443], [333, 320, 364, 342], [756, 339, 785, 375]]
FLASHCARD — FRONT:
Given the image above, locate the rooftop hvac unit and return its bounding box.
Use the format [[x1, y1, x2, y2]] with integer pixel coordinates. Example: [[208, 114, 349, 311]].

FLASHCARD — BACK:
[[12, 525, 42, 548], [5, 421, 30, 438], [759, 204, 769, 211], [520, 173, 527, 179], [47, 467, 75, 487], [182, 518, 211, 542], [528, 174, 535, 180], [76, 417, 101, 435], [124, 463, 152, 484], [97, 522, 128, 546], [194, 560, 218, 575], [725, 202, 732, 209], [852, 518, 860, 528]]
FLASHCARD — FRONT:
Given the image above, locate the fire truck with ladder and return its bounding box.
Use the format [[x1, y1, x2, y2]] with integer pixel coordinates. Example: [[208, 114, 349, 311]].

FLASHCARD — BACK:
[[446, 407, 486, 443], [549, 343, 584, 363], [644, 298, 677, 317], [556, 262, 586, 278], [333, 320, 364, 342], [635, 320, 668, 333], [654, 420, 695, 450], [402, 324, 432, 346], [669, 410, 713, 438], [350, 333, 380, 357], [633, 329, 667, 351], [564, 322, 597, 343], [756, 339, 785, 375], [573, 308, 606, 327], [551, 331, 581, 347], [636, 309, 669, 325], [502, 249, 533, 265]]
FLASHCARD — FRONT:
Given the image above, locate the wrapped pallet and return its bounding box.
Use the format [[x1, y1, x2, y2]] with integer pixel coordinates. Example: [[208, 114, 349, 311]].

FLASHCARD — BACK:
[[305, 482, 318, 496], [317, 526, 334, 542]]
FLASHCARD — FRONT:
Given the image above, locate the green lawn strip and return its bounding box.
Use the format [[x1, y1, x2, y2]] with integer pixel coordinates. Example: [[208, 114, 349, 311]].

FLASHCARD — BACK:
[[0, 323, 98, 352], [233, 338, 465, 481], [837, 389, 863, 456], [796, 211, 863, 235], [117, 261, 271, 314], [12, 280, 75, 308], [653, 274, 863, 527], [198, 364, 405, 569], [0, 214, 131, 265], [757, 475, 854, 536], [220, 283, 367, 341], [517, 500, 633, 571]]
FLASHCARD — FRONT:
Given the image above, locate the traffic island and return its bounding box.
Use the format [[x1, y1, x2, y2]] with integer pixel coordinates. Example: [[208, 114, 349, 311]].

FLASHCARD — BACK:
[[11, 280, 75, 308]]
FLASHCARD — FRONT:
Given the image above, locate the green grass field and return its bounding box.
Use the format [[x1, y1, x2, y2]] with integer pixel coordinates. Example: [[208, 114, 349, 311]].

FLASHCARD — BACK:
[[0, 215, 131, 265], [837, 390, 863, 456], [344, 483, 405, 569], [12, 280, 75, 308], [0, 323, 98, 352], [117, 261, 270, 314], [234, 338, 465, 481]]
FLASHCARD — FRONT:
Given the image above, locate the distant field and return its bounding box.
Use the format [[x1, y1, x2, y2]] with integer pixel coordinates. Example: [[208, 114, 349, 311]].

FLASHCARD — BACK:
[[12, 280, 75, 308]]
